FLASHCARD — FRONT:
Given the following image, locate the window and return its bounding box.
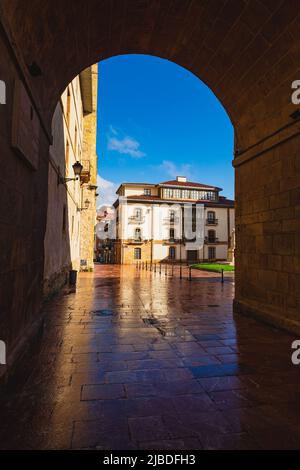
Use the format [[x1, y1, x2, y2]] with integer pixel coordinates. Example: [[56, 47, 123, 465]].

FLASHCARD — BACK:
[[144, 188, 151, 196], [207, 211, 216, 221], [169, 228, 175, 240], [134, 248, 141, 259], [74, 125, 77, 157], [192, 205, 196, 231], [206, 191, 217, 201], [66, 88, 71, 127], [134, 227, 141, 240], [208, 230, 216, 242], [62, 205, 67, 233], [66, 140, 70, 169], [208, 246, 216, 260], [163, 188, 173, 198], [182, 189, 190, 199], [134, 208, 142, 220], [169, 246, 176, 260]]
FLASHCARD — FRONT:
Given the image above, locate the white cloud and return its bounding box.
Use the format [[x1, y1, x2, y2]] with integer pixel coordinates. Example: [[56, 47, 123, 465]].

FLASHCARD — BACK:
[[157, 160, 192, 179], [96, 175, 118, 209], [109, 125, 118, 136], [107, 127, 146, 158]]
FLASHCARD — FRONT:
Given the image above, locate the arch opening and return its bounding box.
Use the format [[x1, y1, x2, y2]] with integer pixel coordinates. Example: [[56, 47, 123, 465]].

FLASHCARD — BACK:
[[0, 0, 299, 386]]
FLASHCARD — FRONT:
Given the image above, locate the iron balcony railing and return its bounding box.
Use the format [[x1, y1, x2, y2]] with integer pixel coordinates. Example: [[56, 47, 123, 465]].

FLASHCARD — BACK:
[[205, 236, 219, 243], [128, 215, 145, 224], [163, 216, 179, 224], [126, 238, 145, 244], [163, 238, 181, 244], [206, 218, 218, 225]]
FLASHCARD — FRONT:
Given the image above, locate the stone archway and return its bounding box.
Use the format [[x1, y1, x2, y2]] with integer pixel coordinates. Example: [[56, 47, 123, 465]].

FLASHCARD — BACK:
[[0, 0, 300, 369]]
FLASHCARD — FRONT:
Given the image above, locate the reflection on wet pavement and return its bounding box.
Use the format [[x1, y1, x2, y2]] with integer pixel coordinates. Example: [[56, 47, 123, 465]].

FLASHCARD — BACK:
[[0, 264, 299, 450]]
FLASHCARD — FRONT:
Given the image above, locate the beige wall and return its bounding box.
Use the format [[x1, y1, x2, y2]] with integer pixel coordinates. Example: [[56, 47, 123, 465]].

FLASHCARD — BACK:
[[43, 67, 98, 294], [122, 185, 158, 197], [43, 76, 83, 296]]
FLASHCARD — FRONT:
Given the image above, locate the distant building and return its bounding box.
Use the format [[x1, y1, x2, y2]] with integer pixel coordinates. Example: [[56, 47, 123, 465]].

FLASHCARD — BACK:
[[113, 176, 234, 264], [95, 206, 115, 263]]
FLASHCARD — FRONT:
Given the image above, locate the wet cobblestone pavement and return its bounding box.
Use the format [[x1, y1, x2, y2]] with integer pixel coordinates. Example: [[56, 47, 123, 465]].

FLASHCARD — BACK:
[[0, 264, 300, 450]]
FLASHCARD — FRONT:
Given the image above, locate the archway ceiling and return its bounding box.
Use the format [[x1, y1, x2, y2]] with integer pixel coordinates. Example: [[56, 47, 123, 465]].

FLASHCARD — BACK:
[[1, 0, 300, 149]]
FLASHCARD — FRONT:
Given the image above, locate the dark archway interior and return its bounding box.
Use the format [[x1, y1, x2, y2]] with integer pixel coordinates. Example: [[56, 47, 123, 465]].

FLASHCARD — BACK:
[[2, 0, 299, 147], [0, 0, 300, 370]]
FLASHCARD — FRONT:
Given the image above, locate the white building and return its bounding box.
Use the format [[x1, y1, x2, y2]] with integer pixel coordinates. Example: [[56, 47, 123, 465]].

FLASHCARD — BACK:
[[113, 176, 234, 264]]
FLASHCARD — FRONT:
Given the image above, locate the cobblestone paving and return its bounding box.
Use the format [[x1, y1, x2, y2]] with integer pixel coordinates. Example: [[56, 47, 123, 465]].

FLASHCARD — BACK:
[[0, 264, 300, 450]]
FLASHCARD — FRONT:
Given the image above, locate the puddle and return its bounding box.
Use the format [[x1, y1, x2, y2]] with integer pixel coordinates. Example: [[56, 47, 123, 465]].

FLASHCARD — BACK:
[[91, 309, 114, 317], [143, 317, 193, 340]]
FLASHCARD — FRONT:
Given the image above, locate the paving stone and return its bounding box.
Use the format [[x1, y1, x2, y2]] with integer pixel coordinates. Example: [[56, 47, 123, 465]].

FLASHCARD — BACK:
[[0, 264, 298, 450], [81, 384, 126, 400], [129, 416, 171, 442]]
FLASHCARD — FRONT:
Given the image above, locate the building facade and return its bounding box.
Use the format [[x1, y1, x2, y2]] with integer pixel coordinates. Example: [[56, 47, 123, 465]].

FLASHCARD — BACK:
[[43, 66, 98, 297], [79, 64, 98, 272], [95, 206, 115, 263], [113, 177, 234, 264]]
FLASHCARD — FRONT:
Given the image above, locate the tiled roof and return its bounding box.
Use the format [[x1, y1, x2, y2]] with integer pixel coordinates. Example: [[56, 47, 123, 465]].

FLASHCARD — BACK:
[[159, 180, 220, 189]]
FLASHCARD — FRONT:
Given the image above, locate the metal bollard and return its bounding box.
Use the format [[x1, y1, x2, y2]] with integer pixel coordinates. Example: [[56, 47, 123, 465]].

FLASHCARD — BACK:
[[146, 261, 148, 271], [142, 262, 144, 270], [189, 266, 192, 281], [159, 263, 162, 275], [69, 270, 77, 286], [150, 262, 152, 272], [165, 264, 167, 276], [154, 263, 156, 273], [221, 269, 224, 283]]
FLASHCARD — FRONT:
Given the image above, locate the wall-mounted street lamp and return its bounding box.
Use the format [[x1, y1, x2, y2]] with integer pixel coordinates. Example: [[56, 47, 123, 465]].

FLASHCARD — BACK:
[[77, 199, 90, 212], [58, 161, 83, 184]]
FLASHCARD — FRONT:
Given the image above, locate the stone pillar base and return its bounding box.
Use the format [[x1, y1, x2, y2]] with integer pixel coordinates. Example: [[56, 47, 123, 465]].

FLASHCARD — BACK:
[[233, 299, 300, 336], [43, 268, 69, 300]]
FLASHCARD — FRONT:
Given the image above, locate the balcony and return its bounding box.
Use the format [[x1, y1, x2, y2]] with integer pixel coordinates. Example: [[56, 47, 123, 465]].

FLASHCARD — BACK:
[[206, 218, 218, 225], [163, 238, 180, 244], [205, 236, 219, 244], [163, 216, 179, 225], [80, 160, 91, 183], [128, 215, 145, 224], [126, 238, 145, 244]]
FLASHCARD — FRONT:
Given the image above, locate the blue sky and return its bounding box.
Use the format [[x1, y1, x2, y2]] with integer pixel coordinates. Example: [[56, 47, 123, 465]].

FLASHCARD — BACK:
[[96, 54, 234, 207]]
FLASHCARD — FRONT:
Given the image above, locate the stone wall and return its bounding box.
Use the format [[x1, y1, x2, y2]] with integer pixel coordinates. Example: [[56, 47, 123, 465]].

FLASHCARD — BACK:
[[0, 27, 49, 373], [43, 78, 83, 297], [234, 133, 300, 333], [80, 64, 98, 271], [122, 242, 152, 265]]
